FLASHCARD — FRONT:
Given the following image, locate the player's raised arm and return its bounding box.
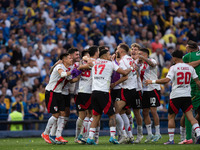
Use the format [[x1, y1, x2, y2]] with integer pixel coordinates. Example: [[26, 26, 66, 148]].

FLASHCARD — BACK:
[[50, 60, 62, 74]]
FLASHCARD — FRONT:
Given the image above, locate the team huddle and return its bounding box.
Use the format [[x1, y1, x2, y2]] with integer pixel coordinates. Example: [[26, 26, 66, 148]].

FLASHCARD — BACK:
[[41, 41, 200, 145]]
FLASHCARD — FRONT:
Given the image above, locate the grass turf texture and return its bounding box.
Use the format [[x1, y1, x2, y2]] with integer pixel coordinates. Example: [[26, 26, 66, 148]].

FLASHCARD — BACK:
[[0, 135, 199, 150]]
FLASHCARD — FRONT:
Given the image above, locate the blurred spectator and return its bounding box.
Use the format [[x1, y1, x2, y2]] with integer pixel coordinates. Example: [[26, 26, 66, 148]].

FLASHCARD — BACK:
[[166, 36, 176, 49], [0, 95, 6, 114], [31, 49, 44, 70], [125, 29, 136, 48], [151, 36, 163, 53], [103, 30, 116, 54], [161, 61, 171, 79], [11, 94, 24, 115], [7, 105, 23, 131], [150, 48, 165, 77], [25, 59, 40, 86]]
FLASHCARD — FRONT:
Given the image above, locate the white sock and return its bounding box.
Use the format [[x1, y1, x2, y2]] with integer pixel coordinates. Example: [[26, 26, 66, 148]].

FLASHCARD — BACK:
[[127, 113, 133, 132], [44, 116, 57, 135], [192, 123, 200, 137], [50, 121, 57, 136], [75, 117, 83, 138], [110, 126, 116, 138], [137, 125, 143, 136], [121, 113, 133, 138], [80, 117, 89, 136], [56, 116, 65, 138], [95, 126, 100, 139], [116, 113, 127, 137], [155, 125, 160, 135], [88, 128, 96, 139], [64, 117, 69, 126], [146, 124, 152, 135], [168, 128, 175, 141], [180, 126, 186, 140], [86, 117, 93, 138]]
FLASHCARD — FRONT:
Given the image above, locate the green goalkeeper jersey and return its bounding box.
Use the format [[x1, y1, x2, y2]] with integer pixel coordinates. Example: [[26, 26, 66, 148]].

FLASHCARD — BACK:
[[183, 50, 200, 109]]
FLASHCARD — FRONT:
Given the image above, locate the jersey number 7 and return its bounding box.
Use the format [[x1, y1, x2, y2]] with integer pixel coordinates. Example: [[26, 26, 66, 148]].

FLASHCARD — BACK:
[[94, 64, 105, 75]]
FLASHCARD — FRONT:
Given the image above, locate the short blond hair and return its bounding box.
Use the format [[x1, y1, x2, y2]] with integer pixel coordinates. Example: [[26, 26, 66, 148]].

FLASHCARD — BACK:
[[131, 43, 141, 49]]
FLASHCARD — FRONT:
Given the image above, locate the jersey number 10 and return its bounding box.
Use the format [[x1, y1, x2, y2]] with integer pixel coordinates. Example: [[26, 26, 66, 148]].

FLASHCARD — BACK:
[[177, 72, 191, 85]]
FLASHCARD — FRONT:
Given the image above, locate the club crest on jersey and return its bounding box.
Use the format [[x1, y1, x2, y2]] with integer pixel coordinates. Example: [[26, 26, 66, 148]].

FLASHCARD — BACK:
[[150, 97, 156, 106], [54, 106, 58, 112]]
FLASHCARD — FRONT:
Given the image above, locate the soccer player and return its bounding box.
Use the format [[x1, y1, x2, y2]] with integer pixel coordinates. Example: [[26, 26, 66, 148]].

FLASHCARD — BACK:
[[114, 43, 138, 144], [75, 49, 93, 142], [86, 49, 135, 145], [130, 43, 143, 143], [41, 53, 73, 144], [145, 50, 200, 144], [75, 46, 99, 143], [181, 40, 200, 144], [138, 48, 161, 142]]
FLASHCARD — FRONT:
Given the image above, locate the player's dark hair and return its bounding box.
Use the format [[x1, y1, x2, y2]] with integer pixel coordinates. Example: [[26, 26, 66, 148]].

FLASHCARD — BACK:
[[81, 49, 89, 57], [67, 47, 79, 54], [119, 43, 129, 53], [187, 40, 198, 49], [88, 45, 98, 57], [139, 48, 150, 56], [99, 46, 109, 51], [171, 50, 183, 59], [59, 53, 69, 60], [99, 49, 109, 58]]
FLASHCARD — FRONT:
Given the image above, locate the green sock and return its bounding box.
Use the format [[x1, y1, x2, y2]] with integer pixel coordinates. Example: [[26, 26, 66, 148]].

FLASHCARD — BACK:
[[185, 116, 192, 140]]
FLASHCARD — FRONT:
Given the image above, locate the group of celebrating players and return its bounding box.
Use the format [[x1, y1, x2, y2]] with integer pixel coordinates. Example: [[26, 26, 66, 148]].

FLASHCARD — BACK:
[[41, 41, 200, 145]]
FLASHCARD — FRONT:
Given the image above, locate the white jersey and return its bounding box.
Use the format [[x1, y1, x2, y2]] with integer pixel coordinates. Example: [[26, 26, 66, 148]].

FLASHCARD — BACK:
[[92, 59, 119, 92], [139, 58, 161, 91], [119, 55, 137, 90], [135, 59, 142, 91], [45, 64, 66, 93], [61, 66, 73, 95], [166, 63, 198, 99], [78, 61, 92, 94]]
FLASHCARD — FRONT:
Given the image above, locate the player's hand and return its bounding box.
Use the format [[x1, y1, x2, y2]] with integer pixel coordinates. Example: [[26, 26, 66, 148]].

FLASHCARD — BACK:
[[110, 83, 116, 89], [138, 55, 145, 60], [145, 80, 152, 85], [111, 54, 116, 61], [82, 56, 89, 61]]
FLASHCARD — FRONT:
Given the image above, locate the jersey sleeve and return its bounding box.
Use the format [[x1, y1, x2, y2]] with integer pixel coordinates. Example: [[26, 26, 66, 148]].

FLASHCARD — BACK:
[[183, 53, 190, 63], [56, 64, 63, 71], [166, 66, 174, 80], [112, 61, 119, 71], [191, 67, 198, 79]]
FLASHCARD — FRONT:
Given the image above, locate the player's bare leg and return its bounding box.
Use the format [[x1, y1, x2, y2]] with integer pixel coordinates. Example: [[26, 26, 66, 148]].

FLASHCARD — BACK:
[[150, 107, 161, 142]]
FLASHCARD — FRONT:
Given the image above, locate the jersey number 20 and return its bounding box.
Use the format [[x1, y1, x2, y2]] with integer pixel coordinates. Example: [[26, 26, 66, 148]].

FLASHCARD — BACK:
[[177, 72, 191, 85]]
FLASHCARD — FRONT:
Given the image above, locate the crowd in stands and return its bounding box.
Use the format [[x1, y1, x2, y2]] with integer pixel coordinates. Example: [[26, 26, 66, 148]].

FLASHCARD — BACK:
[[0, 0, 200, 122]]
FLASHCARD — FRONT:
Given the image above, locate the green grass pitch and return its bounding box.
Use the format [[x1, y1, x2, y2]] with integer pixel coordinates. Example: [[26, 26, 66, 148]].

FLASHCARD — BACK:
[[0, 135, 199, 150]]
